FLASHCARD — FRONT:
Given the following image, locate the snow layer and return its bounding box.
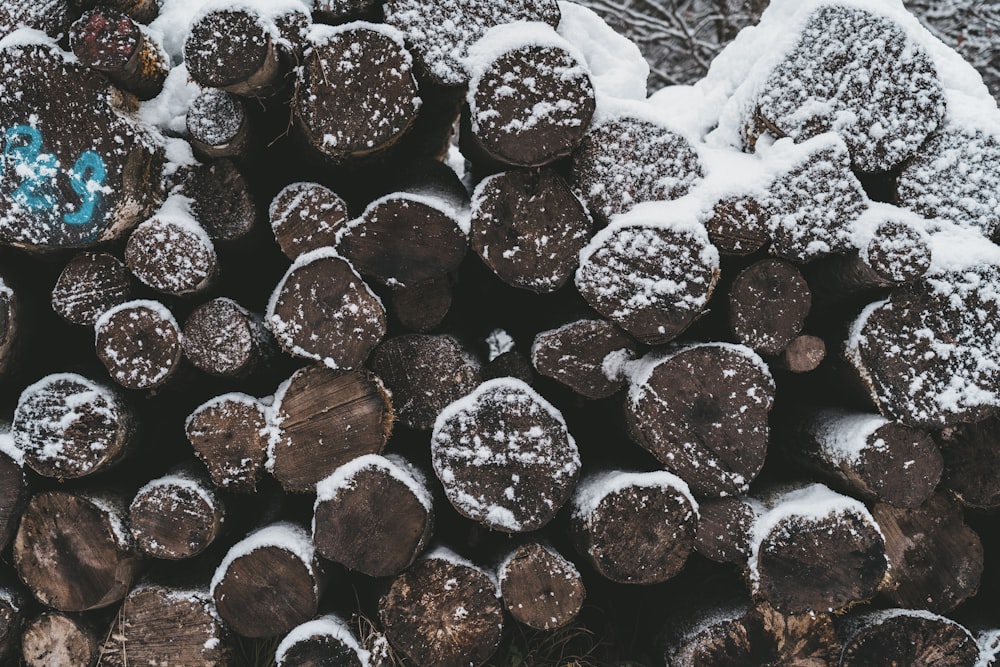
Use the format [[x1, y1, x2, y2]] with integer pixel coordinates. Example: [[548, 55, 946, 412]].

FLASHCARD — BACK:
[[571, 469, 698, 521], [315, 454, 433, 513], [211, 522, 316, 597], [276, 615, 369, 666], [555, 1, 646, 100]]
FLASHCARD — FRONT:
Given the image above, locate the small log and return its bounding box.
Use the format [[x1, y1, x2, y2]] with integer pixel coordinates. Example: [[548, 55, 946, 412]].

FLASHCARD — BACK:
[[871, 493, 983, 613], [693, 496, 760, 565], [268, 182, 349, 260], [570, 469, 698, 585], [95, 299, 184, 390], [530, 318, 637, 399], [14, 491, 140, 612], [625, 343, 775, 497], [0, 445, 28, 552], [21, 611, 99, 667], [129, 468, 225, 560], [470, 168, 591, 293], [185, 393, 269, 493], [498, 542, 585, 630], [99, 585, 231, 667], [772, 334, 826, 373], [269, 364, 394, 493], [936, 416, 1000, 509], [0, 275, 17, 377], [211, 522, 321, 639], [313, 454, 433, 577], [174, 159, 258, 243], [50, 252, 133, 327], [0, 586, 23, 663], [569, 109, 703, 226], [705, 195, 770, 256], [1, 2, 73, 39], [464, 24, 595, 167], [338, 160, 470, 287], [276, 615, 368, 667], [12, 372, 135, 479], [293, 22, 420, 163], [747, 483, 887, 614], [431, 378, 580, 532], [124, 200, 218, 296], [186, 89, 252, 161], [368, 334, 480, 431], [574, 203, 720, 345], [388, 276, 452, 332], [838, 609, 978, 667], [266, 249, 387, 370], [379, 548, 504, 667], [750, 4, 944, 172], [75, 0, 160, 24], [182, 297, 274, 378], [0, 33, 165, 249], [70, 8, 169, 101], [728, 258, 811, 356]]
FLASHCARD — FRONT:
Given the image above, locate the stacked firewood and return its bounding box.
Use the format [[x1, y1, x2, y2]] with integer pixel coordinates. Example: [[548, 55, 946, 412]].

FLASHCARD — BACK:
[[1, 0, 1000, 665]]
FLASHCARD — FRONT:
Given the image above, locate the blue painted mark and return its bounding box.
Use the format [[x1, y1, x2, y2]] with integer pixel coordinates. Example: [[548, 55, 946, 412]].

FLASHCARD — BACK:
[[65, 151, 107, 226]]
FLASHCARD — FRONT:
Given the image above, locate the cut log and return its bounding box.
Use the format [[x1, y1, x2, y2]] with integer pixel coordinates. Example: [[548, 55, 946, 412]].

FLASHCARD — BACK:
[[747, 484, 887, 614], [772, 334, 826, 373], [211, 522, 321, 639], [292, 22, 421, 163], [129, 468, 225, 560], [276, 615, 367, 667], [175, 159, 259, 243], [14, 491, 140, 612], [705, 195, 770, 256], [575, 202, 719, 345], [0, 586, 22, 663], [21, 611, 99, 667], [470, 168, 591, 293], [313, 454, 433, 577], [693, 496, 760, 565], [935, 416, 1000, 509], [379, 548, 504, 667], [124, 200, 218, 296], [871, 493, 983, 613], [728, 259, 811, 356], [182, 298, 274, 378], [0, 445, 28, 552], [338, 160, 470, 287], [269, 364, 394, 493], [388, 276, 452, 332], [625, 343, 775, 497], [268, 182, 349, 260], [70, 8, 169, 101], [186, 89, 252, 161], [95, 299, 184, 390], [464, 24, 595, 167], [12, 373, 134, 479], [266, 249, 387, 369], [99, 585, 231, 667], [838, 609, 978, 667], [0, 32, 165, 250], [383, 0, 560, 86], [484, 349, 535, 385], [76, 0, 160, 24], [51, 252, 133, 327], [570, 470, 697, 585], [749, 4, 944, 172], [431, 378, 580, 532], [498, 542, 585, 630], [368, 334, 480, 431], [530, 318, 637, 399], [185, 393, 269, 493], [569, 108, 703, 226], [1, 2, 73, 39]]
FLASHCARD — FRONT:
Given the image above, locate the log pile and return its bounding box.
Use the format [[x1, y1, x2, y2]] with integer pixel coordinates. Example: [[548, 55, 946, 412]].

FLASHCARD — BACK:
[[1, 0, 1000, 665]]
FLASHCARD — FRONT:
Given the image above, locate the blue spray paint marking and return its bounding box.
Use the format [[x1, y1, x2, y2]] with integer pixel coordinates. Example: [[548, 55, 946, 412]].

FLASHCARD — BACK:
[[65, 151, 107, 226]]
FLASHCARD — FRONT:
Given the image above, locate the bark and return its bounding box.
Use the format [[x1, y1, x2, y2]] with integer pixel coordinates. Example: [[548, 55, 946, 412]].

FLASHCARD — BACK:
[[0, 275, 17, 377], [0, 586, 22, 663], [50, 252, 133, 327], [76, 0, 160, 24], [0, 449, 28, 552], [95, 299, 184, 390]]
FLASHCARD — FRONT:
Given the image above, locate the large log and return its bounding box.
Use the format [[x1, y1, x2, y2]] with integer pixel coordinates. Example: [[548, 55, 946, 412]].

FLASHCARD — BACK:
[[182, 297, 274, 378], [728, 258, 810, 356], [838, 609, 978, 667], [185, 393, 270, 493], [268, 182, 349, 260], [124, 199, 218, 297], [276, 615, 368, 667], [129, 468, 225, 560], [50, 252, 133, 327], [94, 299, 184, 390], [498, 541, 585, 631], [530, 318, 637, 399], [21, 611, 100, 667], [70, 8, 169, 101]]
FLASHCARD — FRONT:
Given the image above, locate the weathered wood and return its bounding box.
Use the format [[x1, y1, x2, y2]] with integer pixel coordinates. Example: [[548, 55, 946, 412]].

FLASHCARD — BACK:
[[694, 496, 759, 565], [838, 609, 978, 667], [470, 168, 591, 293], [0, 33, 165, 249], [186, 89, 252, 161], [75, 0, 160, 24], [729, 259, 811, 356], [388, 276, 452, 332], [95, 299, 184, 390], [936, 415, 1000, 509], [368, 334, 480, 431], [498, 542, 585, 630], [276, 615, 368, 667], [530, 318, 636, 399], [293, 22, 420, 163], [0, 445, 28, 552], [705, 195, 770, 256], [0, 586, 22, 663], [0, 274, 18, 377], [871, 493, 983, 613], [312, 0, 379, 22], [266, 249, 387, 369], [182, 297, 274, 378], [21, 611, 99, 667], [570, 470, 697, 585], [270, 364, 394, 493], [124, 202, 218, 296], [313, 454, 433, 577], [185, 393, 269, 493], [268, 182, 349, 260], [175, 159, 259, 243], [431, 378, 580, 532], [211, 522, 321, 639], [379, 548, 504, 667], [14, 491, 140, 612], [772, 334, 826, 373], [575, 204, 719, 345], [625, 343, 775, 497], [50, 252, 133, 327], [12, 372, 134, 479], [70, 8, 169, 100], [129, 468, 225, 560], [1, 2, 73, 39], [747, 484, 887, 614]]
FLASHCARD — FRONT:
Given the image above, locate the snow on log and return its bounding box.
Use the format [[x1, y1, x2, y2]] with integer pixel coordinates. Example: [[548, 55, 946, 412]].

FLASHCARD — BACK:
[[838, 609, 978, 667], [77, 0, 160, 24], [94, 299, 184, 390], [705, 195, 770, 256], [269, 182, 349, 261], [693, 496, 759, 565], [21, 611, 99, 667], [497, 541, 585, 630], [182, 298, 274, 378], [530, 318, 637, 400], [128, 468, 225, 560], [276, 615, 368, 667], [185, 393, 269, 493], [124, 199, 218, 297], [173, 159, 259, 243], [70, 8, 169, 101], [185, 89, 252, 162], [50, 252, 133, 327]]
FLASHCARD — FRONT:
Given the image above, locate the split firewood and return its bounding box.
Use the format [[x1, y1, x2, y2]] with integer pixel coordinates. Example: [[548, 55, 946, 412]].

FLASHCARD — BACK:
[[498, 541, 585, 631], [94, 299, 184, 390], [268, 182, 349, 260], [387, 276, 453, 332], [705, 195, 771, 256], [935, 416, 1000, 509], [50, 252, 133, 327], [182, 297, 274, 378], [185, 393, 270, 493], [124, 199, 218, 297], [70, 8, 169, 101], [530, 318, 637, 399], [276, 615, 368, 667], [838, 609, 979, 667], [185, 89, 252, 162], [21, 611, 100, 667], [129, 468, 225, 560], [174, 159, 259, 243], [728, 258, 810, 356]]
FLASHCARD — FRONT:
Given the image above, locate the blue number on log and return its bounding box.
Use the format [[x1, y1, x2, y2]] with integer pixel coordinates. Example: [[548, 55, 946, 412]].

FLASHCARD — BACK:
[[64, 151, 107, 226]]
